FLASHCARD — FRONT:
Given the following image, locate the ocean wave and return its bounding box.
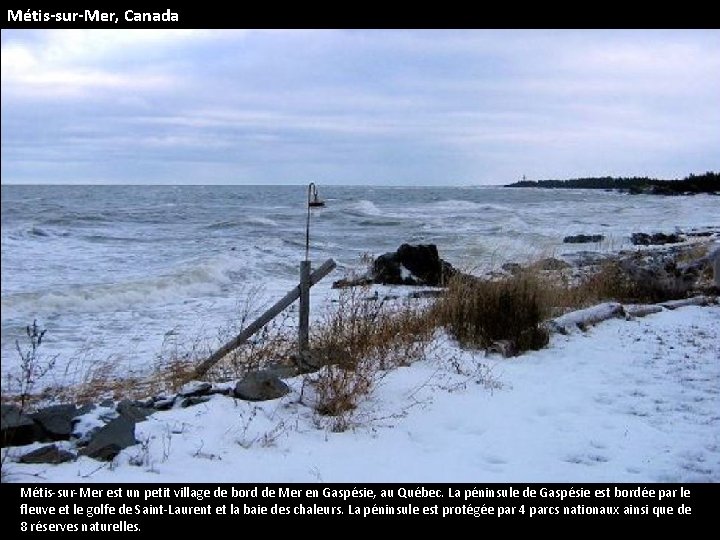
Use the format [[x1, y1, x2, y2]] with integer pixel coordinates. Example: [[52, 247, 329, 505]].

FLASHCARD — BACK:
[[424, 200, 513, 212], [357, 218, 404, 227], [203, 220, 242, 231], [43, 213, 109, 225], [204, 216, 279, 230], [346, 200, 383, 217], [1, 257, 237, 316], [245, 216, 279, 227], [5, 226, 71, 240]]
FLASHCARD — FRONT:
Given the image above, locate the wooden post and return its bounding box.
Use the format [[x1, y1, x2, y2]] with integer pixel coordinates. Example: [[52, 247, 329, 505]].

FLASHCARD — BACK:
[[194, 259, 336, 377], [298, 260, 311, 357]]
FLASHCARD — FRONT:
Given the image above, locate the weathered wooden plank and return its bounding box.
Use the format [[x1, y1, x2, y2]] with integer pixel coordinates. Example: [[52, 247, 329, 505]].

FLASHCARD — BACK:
[[195, 259, 336, 376]]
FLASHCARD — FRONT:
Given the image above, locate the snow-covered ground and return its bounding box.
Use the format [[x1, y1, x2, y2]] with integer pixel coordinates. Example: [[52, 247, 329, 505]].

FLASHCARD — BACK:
[[4, 304, 719, 483]]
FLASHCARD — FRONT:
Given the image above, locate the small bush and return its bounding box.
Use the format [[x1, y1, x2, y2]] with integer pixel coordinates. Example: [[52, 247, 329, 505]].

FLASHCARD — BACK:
[[306, 287, 436, 429], [311, 287, 435, 371], [311, 362, 375, 418], [437, 274, 550, 355]]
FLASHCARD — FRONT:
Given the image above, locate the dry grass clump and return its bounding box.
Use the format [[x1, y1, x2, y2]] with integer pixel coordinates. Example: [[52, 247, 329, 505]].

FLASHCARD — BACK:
[[310, 362, 376, 418], [311, 287, 436, 371], [569, 260, 690, 304], [436, 273, 550, 355], [306, 287, 436, 426]]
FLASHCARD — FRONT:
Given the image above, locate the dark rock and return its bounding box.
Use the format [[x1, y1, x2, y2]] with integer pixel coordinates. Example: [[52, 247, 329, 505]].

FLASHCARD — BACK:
[[180, 396, 211, 408], [373, 244, 456, 286], [501, 262, 522, 274], [153, 397, 176, 410], [19, 444, 76, 464], [209, 385, 234, 396], [631, 232, 684, 246], [99, 399, 115, 408], [711, 244, 720, 287], [116, 400, 154, 422], [533, 258, 571, 271], [80, 416, 136, 461], [233, 371, 290, 401], [264, 363, 300, 379], [569, 251, 612, 267], [488, 340, 517, 358], [75, 403, 96, 416], [408, 290, 445, 299], [617, 257, 696, 300], [631, 233, 650, 245], [31, 404, 78, 441], [136, 397, 155, 408], [332, 276, 373, 289], [177, 381, 212, 398], [563, 234, 605, 244], [1, 404, 38, 447]]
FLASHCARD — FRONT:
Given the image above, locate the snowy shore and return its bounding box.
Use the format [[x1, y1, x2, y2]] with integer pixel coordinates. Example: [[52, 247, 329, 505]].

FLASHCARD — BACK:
[[3, 300, 718, 483]]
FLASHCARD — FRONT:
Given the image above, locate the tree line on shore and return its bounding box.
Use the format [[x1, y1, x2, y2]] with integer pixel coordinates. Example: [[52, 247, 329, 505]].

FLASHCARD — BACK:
[[506, 171, 719, 194]]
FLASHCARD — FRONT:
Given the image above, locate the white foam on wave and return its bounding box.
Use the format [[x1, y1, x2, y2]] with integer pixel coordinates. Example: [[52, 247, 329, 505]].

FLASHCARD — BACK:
[[347, 200, 383, 217], [246, 216, 279, 227], [1, 254, 239, 317], [424, 200, 513, 213]]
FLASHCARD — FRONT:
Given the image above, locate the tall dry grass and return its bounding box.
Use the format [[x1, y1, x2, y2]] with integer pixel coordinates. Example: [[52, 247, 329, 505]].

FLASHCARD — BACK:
[[307, 287, 437, 425], [435, 273, 550, 355]]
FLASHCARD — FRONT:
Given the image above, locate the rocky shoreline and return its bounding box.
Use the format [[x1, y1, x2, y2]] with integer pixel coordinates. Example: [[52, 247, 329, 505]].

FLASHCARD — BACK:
[[334, 227, 720, 298], [2, 227, 718, 467]]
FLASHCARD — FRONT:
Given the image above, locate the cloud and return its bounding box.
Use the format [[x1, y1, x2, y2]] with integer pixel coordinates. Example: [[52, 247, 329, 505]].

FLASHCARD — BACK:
[[1, 30, 719, 184]]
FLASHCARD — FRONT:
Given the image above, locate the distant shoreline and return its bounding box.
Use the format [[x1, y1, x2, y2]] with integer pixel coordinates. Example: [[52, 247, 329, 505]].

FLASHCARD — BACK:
[[505, 172, 719, 195]]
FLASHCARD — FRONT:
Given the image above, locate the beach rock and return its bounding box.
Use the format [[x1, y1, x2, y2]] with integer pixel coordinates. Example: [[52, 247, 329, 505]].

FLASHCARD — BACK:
[[264, 363, 300, 379], [153, 397, 176, 410], [408, 289, 445, 299], [75, 403, 96, 417], [209, 384, 234, 396], [19, 444, 76, 465], [177, 381, 212, 398], [709, 244, 720, 287], [618, 257, 696, 300], [631, 232, 683, 246], [570, 251, 612, 267], [563, 234, 604, 244], [488, 340, 517, 358], [31, 404, 78, 441], [1, 404, 39, 447], [373, 244, 456, 286], [501, 262, 522, 274], [80, 416, 136, 461], [180, 396, 211, 408], [233, 371, 290, 401], [332, 276, 373, 289], [116, 400, 154, 422], [533, 257, 571, 271]]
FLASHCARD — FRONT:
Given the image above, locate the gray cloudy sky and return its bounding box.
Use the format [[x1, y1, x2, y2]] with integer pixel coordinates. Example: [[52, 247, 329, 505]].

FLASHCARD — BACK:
[[1, 29, 719, 185]]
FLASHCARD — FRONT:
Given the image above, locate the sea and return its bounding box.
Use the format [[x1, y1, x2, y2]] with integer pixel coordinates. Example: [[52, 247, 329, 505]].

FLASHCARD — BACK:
[[1, 184, 717, 387]]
